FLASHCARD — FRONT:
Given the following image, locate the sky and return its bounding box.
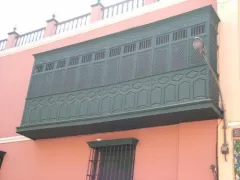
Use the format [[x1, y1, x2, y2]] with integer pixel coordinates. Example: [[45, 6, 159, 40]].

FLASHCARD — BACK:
[[0, 0, 123, 39]]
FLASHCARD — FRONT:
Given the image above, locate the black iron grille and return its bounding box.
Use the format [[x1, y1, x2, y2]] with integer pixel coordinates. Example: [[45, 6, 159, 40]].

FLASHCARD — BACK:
[[86, 139, 138, 180]]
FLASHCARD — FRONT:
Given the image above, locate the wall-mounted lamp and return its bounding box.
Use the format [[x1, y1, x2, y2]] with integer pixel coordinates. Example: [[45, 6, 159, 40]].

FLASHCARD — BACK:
[[0, 151, 6, 168], [193, 37, 229, 160]]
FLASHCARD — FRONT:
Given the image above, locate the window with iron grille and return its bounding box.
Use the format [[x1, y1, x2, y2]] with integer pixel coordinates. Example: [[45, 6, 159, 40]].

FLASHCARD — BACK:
[[86, 138, 138, 180], [34, 65, 44, 73], [45, 62, 55, 71], [56, 60, 66, 68]]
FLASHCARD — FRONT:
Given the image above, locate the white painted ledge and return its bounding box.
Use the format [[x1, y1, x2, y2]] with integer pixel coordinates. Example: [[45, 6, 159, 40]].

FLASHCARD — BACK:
[[0, 0, 186, 58], [228, 122, 240, 127], [0, 136, 31, 144]]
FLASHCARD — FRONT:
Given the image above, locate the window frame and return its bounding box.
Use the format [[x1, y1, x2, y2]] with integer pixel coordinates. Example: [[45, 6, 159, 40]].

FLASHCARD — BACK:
[[86, 138, 138, 180]]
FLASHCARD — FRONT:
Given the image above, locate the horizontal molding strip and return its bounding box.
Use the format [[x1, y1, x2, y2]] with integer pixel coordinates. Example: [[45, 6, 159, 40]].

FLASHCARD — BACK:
[[0, 136, 31, 144], [228, 122, 240, 127]]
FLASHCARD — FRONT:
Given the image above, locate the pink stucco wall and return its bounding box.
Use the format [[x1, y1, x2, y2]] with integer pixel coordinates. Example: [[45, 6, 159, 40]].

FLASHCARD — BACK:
[[0, 120, 217, 180]]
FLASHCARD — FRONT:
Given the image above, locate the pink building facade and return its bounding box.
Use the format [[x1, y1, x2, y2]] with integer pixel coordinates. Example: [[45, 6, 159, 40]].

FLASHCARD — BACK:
[[0, 0, 225, 180]]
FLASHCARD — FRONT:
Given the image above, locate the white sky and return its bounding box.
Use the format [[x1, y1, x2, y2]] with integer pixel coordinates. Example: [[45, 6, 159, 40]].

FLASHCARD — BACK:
[[0, 0, 123, 39]]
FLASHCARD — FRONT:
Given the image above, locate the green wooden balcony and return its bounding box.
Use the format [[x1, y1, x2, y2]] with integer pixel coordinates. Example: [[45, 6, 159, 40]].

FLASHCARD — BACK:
[[17, 6, 221, 139]]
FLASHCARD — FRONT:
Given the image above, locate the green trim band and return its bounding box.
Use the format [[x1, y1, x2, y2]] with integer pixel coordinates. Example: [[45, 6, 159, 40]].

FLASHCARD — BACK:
[[87, 138, 139, 148]]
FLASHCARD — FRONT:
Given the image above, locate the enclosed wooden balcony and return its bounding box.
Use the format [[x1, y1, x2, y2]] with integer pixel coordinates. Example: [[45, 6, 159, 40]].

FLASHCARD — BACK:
[[17, 6, 221, 139]]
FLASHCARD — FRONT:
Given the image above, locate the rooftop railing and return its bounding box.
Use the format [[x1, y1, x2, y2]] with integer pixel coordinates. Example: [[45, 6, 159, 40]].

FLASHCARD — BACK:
[[15, 28, 45, 47], [56, 13, 90, 34], [0, 0, 161, 52], [102, 0, 144, 19]]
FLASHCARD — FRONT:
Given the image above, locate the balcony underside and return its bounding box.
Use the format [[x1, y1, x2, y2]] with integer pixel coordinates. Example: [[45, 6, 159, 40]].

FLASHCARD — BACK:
[[17, 100, 221, 140]]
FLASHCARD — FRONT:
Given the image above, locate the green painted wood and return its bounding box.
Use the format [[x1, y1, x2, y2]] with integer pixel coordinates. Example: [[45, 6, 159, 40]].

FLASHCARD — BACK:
[[87, 138, 139, 148], [17, 101, 222, 139], [17, 6, 221, 139], [21, 65, 214, 125]]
